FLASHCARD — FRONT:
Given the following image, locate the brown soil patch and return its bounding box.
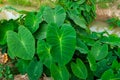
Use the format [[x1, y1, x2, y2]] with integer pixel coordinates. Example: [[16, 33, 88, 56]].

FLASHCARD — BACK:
[[96, 0, 120, 21]]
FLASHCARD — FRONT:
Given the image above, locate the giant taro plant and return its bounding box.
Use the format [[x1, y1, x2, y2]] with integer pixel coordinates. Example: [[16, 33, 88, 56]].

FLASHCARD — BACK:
[[1, 0, 120, 80]]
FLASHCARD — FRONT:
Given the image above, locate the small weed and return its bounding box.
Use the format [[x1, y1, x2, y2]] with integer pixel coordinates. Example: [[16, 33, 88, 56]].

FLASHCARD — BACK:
[[0, 64, 13, 80]]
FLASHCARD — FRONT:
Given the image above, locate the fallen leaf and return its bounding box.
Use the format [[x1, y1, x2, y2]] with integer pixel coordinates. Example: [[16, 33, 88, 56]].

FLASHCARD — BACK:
[[0, 52, 8, 64]]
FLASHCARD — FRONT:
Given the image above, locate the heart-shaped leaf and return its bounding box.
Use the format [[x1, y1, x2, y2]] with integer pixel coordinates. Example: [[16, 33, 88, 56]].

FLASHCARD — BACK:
[[43, 5, 66, 26], [37, 40, 53, 68], [7, 26, 35, 60], [71, 58, 88, 79], [46, 23, 76, 65], [27, 59, 43, 80], [51, 64, 69, 80], [91, 41, 108, 60], [25, 6, 44, 33]]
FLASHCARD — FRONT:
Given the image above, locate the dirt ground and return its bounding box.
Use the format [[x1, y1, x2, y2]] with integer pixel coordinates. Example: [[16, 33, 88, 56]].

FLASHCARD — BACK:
[[96, 0, 120, 20]]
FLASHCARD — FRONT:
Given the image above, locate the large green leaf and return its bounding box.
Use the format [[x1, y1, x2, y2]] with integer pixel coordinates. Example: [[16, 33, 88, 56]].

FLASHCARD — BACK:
[[27, 59, 43, 80], [46, 23, 76, 65], [43, 5, 66, 26], [87, 53, 97, 71], [71, 58, 88, 79], [37, 40, 53, 68], [7, 26, 35, 60], [51, 64, 69, 80], [91, 41, 108, 60]]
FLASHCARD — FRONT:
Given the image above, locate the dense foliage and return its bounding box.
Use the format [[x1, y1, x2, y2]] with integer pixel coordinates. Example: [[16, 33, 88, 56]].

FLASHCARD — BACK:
[[107, 17, 120, 28], [1, 0, 120, 80]]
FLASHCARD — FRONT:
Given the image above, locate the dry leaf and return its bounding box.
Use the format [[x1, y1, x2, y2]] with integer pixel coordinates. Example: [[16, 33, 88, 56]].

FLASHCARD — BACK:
[[0, 53, 8, 64], [40, 74, 53, 80], [14, 74, 29, 80]]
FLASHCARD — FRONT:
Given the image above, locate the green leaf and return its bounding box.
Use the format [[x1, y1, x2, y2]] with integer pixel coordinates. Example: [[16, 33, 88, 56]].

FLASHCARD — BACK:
[[86, 64, 94, 80], [0, 20, 17, 45], [116, 48, 120, 58], [34, 23, 48, 40], [89, 32, 102, 40], [37, 40, 53, 68], [100, 35, 120, 47], [111, 59, 120, 73], [46, 23, 76, 65], [77, 0, 85, 4], [15, 59, 30, 74], [117, 20, 120, 27], [43, 5, 66, 26], [70, 74, 79, 80], [76, 38, 89, 54], [51, 64, 69, 80], [7, 26, 35, 60], [71, 58, 88, 79], [68, 11, 87, 29], [94, 59, 110, 77], [112, 59, 119, 69], [101, 69, 114, 80], [87, 53, 97, 71], [25, 6, 44, 33], [91, 41, 108, 60], [27, 59, 43, 80]]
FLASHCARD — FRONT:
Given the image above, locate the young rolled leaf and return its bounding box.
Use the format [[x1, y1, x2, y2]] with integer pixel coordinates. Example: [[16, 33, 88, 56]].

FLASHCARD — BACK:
[[71, 58, 88, 79], [27, 59, 43, 80], [50, 64, 69, 80], [46, 23, 76, 65], [7, 26, 35, 60], [37, 40, 53, 68], [43, 5, 66, 26], [91, 41, 108, 60]]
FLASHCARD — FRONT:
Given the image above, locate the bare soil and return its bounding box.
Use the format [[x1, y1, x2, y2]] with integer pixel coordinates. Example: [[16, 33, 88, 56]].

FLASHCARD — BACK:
[[96, 0, 120, 20]]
